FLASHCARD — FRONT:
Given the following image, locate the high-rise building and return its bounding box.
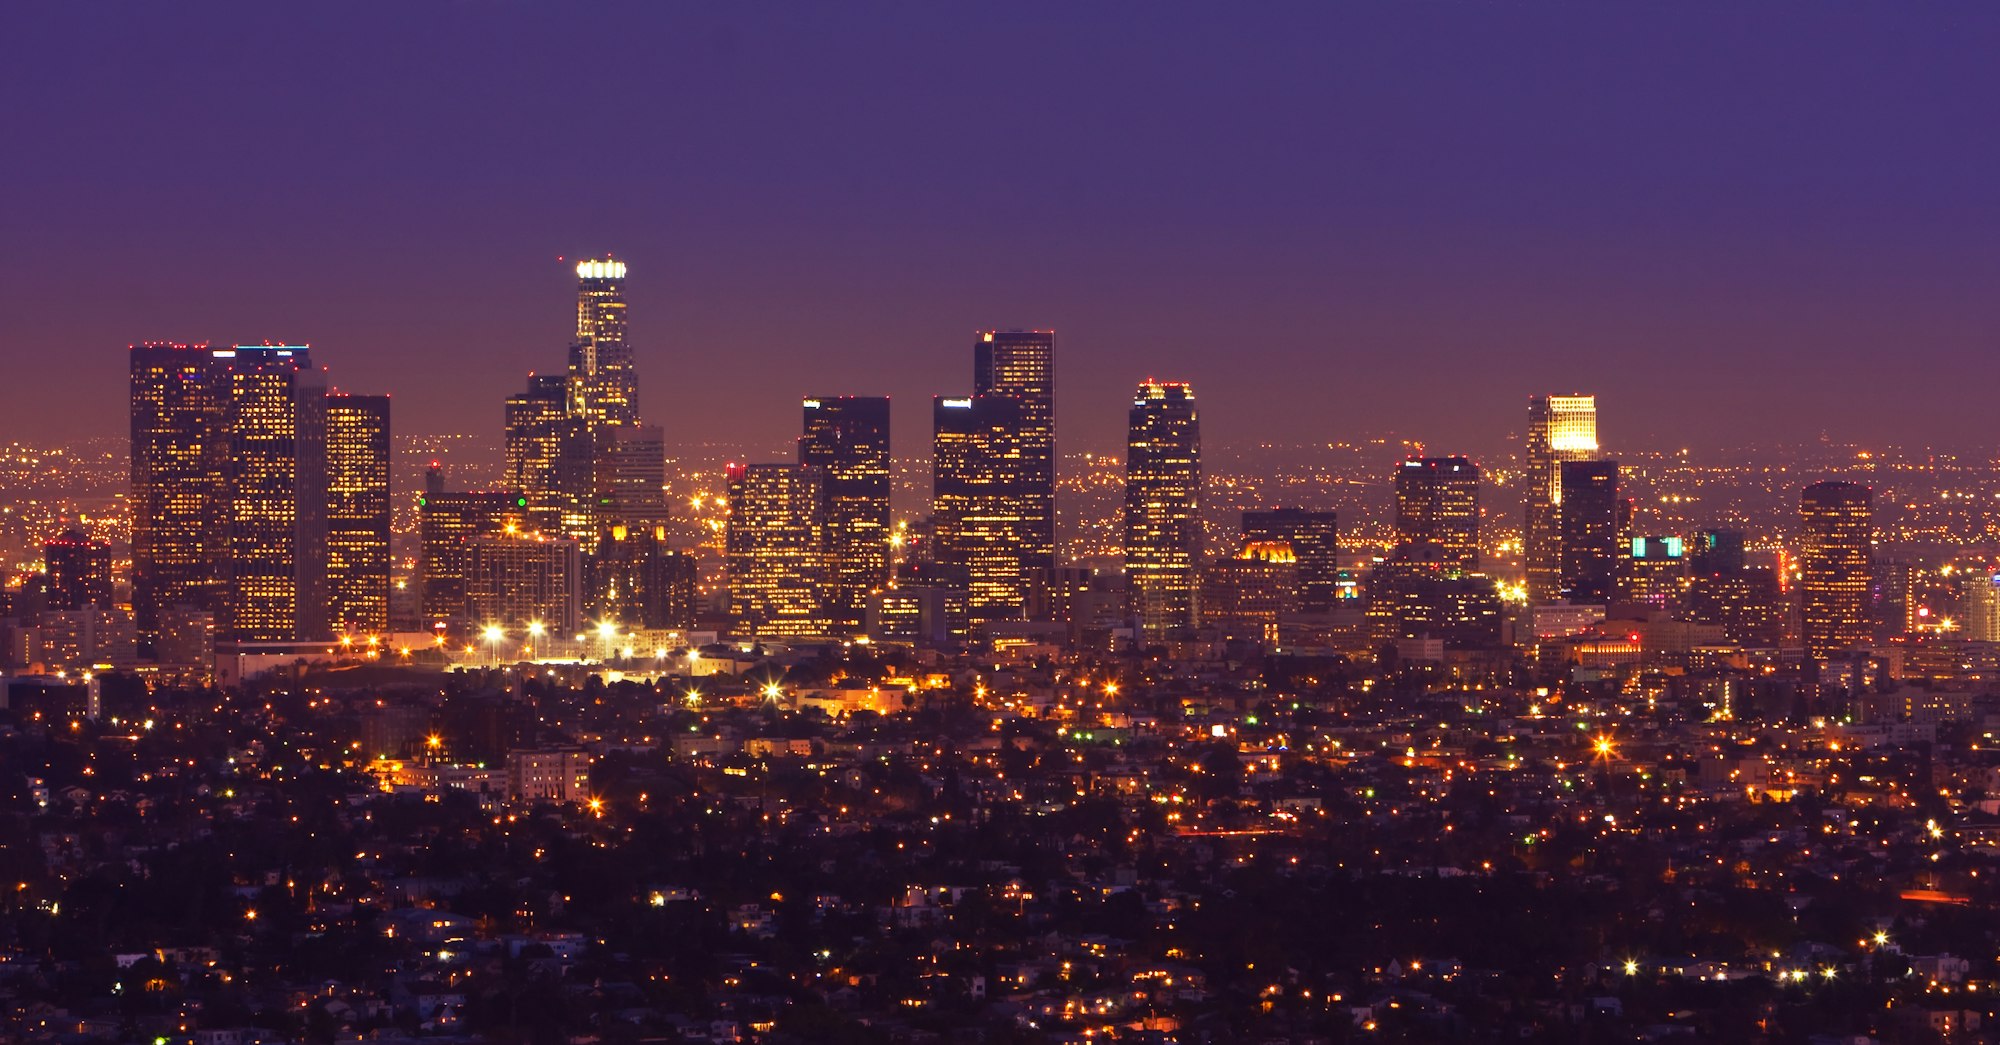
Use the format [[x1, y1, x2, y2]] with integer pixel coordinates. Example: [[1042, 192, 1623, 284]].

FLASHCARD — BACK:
[[1556, 459, 1620, 604], [130, 342, 227, 654], [725, 463, 828, 637], [592, 524, 697, 631], [973, 331, 1055, 573], [131, 341, 385, 648], [1394, 457, 1480, 573], [932, 395, 1031, 623], [567, 258, 638, 430], [1961, 570, 2000, 644], [1688, 529, 1747, 575], [800, 396, 891, 633], [1621, 535, 1687, 608], [593, 424, 670, 534], [1241, 509, 1340, 612], [323, 394, 391, 635], [418, 466, 524, 628], [1800, 481, 1872, 661], [1124, 381, 1201, 636], [1525, 395, 1598, 603], [505, 374, 592, 540], [218, 345, 325, 642], [466, 532, 582, 635], [44, 530, 112, 611]]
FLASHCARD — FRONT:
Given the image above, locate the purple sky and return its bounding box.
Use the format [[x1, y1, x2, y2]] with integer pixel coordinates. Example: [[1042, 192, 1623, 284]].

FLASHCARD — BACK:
[[3, 3, 1997, 462]]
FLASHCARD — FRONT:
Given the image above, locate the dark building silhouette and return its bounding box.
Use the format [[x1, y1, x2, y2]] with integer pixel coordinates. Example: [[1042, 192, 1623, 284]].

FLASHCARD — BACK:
[[1557, 459, 1620, 604]]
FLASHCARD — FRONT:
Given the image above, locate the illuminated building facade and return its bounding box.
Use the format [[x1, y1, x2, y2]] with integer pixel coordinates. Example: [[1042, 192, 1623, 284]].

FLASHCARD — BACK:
[[567, 258, 637, 429], [800, 396, 891, 633], [1200, 552, 1299, 644], [1800, 481, 1872, 661], [932, 395, 1031, 623], [418, 466, 525, 627], [44, 530, 112, 611], [130, 342, 227, 654], [1557, 459, 1620, 604], [1962, 571, 2000, 643], [324, 394, 391, 635], [725, 462, 829, 636], [973, 331, 1055, 574], [1621, 535, 1687, 609], [1525, 394, 1598, 603], [1241, 508, 1340, 611], [219, 345, 326, 642], [505, 374, 591, 541], [1124, 381, 1201, 636], [1394, 456, 1480, 573], [466, 531, 582, 634], [592, 524, 696, 630]]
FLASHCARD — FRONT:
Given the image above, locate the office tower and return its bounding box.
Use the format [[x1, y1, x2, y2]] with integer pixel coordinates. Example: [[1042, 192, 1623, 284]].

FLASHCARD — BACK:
[[1393, 457, 1480, 573], [1124, 381, 1201, 636], [973, 330, 1055, 572], [725, 463, 829, 636], [466, 532, 582, 635], [1556, 460, 1619, 603], [130, 342, 227, 654], [1525, 395, 1599, 602], [324, 394, 391, 635], [932, 395, 1031, 623], [1241, 509, 1340, 611], [44, 530, 112, 611], [418, 466, 525, 628], [1688, 529, 1747, 575], [592, 524, 697, 631], [1622, 535, 1687, 608], [593, 424, 670, 533], [218, 345, 325, 642], [566, 258, 638, 429], [1200, 550, 1300, 644], [1800, 481, 1872, 661], [505, 374, 592, 540], [1685, 568, 1786, 647], [1962, 570, 2000, 643], [800, 396, 891, 633]]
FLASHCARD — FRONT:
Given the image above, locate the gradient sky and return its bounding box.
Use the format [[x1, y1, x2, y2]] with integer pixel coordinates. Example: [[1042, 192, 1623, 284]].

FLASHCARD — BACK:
[[3, 3, 1997, 463]]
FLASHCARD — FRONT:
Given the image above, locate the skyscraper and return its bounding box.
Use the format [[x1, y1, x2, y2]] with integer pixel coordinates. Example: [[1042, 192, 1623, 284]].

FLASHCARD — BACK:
[[218, 345, 324, 642], [800, 396, 891, 634], [1241, 509, 1340, 612], [44, 530, 113, 611], [1394, 457, 1480, 573], [932, 395, 1031, 623], [418, 466, 525, 628], [567, 257, 637, 429], [130, 342, 227, 653], [466, 531, 582, 635], [324, 394, 391, 635], [593, 424, 670, 534], [1557, 459, 1620, 604], [1124, 381, 1201, 636], [973, 331, 1055, 573], [592, 524, 697, 631], [725, 462, 829, 637], [1800, 481, 1872, 661], [506, 373, 591, 540], [1525, 395, 1598, 603]]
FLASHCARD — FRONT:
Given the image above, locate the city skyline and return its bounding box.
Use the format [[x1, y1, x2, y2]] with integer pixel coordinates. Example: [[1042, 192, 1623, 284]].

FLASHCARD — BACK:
[[5, 4, 2000, 458]]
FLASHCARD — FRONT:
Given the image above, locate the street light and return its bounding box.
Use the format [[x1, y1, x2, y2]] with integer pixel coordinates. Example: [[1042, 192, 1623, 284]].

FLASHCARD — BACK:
[[482, 625, 504, 665]]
